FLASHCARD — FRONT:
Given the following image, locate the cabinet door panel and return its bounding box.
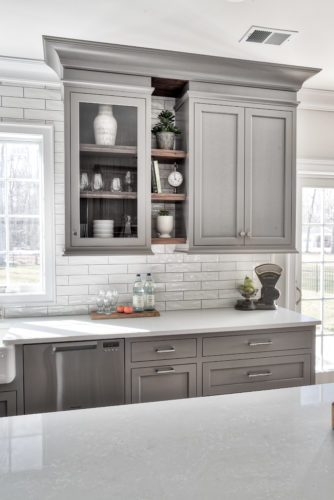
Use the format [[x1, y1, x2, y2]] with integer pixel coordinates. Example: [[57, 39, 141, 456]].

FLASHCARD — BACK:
[[131, 364, 197, 403], [194, 103, 244, 246], [0, 391, 16, 417], [245, 108, 293, 246]]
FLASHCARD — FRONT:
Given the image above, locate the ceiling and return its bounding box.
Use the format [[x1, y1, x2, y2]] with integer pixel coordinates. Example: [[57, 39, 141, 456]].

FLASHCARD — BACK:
[[1, 0, 334, 90]]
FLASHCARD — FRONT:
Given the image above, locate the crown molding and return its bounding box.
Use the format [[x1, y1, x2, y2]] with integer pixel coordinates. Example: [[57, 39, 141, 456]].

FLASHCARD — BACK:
[[43, 35, 321, 92], [297, 88, 334, 111], [0, 56, 60, 87], [297, 158, 334, 176]]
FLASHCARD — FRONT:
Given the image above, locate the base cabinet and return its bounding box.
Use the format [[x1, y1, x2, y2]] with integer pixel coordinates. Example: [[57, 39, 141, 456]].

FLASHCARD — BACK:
[[131, 364, 197, 404], [0, 391, 16, 417]]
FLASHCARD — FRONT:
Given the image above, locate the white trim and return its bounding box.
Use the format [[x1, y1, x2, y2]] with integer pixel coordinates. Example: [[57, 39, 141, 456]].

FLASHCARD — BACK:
[[298, 88, 334, 111], [297, 158, 334, 177], [0, 123, 55, 305], [0, 56, 60, 87]]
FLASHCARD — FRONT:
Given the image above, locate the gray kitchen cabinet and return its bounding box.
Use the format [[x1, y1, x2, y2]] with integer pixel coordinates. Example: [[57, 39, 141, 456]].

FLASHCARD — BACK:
[[131, 363, 197, 404], [0, 391, 16, 417]]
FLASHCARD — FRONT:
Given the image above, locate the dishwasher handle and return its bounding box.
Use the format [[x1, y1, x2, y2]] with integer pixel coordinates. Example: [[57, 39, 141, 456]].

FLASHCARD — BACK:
[[52, 341, 98, 353]]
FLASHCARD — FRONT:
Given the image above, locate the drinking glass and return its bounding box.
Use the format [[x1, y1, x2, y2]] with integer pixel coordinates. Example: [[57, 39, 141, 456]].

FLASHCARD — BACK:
[[92, 172, 104, 191], [80, 172, 89, 191], [111, 177, 122, 192], [96, 290, 105, 314]]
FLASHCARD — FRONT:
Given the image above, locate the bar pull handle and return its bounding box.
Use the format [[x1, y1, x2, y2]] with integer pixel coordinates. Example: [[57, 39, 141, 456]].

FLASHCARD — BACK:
[[248, 340, 273, 347], [155, 347, 176, 353], [52, 342, 98, 353], [247, 371, 272, 378], [155, 367, 175, 374], [296, 286, 302, 306]]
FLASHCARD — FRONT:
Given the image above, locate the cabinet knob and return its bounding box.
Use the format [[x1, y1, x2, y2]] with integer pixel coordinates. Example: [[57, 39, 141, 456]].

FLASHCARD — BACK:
[[246, 231, 252, 238], [239, 231, 246, 237], [73, 231, 78, 236]]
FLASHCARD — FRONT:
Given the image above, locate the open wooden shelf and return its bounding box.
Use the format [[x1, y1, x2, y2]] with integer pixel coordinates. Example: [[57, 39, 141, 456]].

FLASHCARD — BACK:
[[151, 193, 186, 202], [80, 144, 137, 156], [80, 191, 137, 199], [151, 238, 187, 245], [151, 149, 187, 161]]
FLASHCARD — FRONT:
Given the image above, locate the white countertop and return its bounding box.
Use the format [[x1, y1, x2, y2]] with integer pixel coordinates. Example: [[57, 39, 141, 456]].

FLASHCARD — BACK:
[[1, 307, 320, 345], [1, 383, 333, 500]]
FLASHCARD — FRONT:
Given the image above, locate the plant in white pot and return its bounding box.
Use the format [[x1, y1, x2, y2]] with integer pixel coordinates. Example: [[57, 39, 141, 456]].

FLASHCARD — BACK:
[[151, 110, 181, 150], [157, 210, 174, 238]]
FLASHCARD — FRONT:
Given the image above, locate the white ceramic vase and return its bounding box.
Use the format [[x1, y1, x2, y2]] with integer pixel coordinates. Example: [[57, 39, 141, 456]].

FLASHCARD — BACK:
[[157, 215, 174, 238], [94, 105, 117, 146]]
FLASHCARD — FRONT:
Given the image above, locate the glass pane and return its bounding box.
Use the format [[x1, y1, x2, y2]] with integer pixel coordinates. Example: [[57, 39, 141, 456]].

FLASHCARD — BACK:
[[79, 102, 138, 240], [0, 218, 5, 252], [0, 143, 4, 178], [301, 262, 321, 298], [0, 182, 4, 214], [8, 181, 39, 215], [324, 264, 334, 297], [323, 336, 334, 370], [323, 225, 334, 262], [301, 300, 322, 323], [324, 189, 334, 223], [7, 254, 40, 285], [9, 218, 40, 251], [323, 300, 334, 335], [315, 335, 322, 372], [6, 143, 40, 179], [302, 225, 322, 261], [0, 254, 5, 286], [302, 187, 322, 224]]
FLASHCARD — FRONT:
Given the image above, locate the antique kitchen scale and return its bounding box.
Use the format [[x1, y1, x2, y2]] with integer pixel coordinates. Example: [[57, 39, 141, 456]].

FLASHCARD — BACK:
[[235, 263, 283, 311]]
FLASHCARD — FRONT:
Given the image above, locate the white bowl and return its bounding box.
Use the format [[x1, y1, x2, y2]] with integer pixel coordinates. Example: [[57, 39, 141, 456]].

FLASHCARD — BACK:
[[94, 234, 114, 238], [94, 230, 114, 235], [93, 219, 114, 224]]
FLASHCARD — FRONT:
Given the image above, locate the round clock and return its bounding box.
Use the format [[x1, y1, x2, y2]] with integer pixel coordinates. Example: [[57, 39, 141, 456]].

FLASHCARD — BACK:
[[168, 164, 183, 192]]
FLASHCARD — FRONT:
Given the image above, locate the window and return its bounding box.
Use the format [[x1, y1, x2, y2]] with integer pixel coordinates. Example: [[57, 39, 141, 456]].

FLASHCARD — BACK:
[[0, 124, 54, 304], [300, 178, 334, 372]]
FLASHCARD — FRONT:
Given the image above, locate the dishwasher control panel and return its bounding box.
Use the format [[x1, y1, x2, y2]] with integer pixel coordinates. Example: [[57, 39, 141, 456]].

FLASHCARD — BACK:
[[103, 341, 120, 352]]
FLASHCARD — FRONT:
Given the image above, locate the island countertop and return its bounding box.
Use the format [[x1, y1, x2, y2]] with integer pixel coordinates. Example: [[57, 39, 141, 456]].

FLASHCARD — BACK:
[[0, 383, 333, 500], [1, 307, 320, 346]]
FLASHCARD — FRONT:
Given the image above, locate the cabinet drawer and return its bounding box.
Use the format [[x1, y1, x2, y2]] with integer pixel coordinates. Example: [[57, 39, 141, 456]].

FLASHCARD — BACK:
[[202, 330, 312, 357], [0, 390, 17, 417], [203, 354, 311, 396], [131, 338, 197, 362], [131, 363, 197, 403]]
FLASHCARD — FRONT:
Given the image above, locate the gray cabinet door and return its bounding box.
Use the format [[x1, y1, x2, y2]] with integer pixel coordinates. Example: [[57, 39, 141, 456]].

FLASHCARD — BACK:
[[193, 103, 245, 246], [244, 107, 294, 247], [131, 363, 197, 403], [0, 391, 16, 417]]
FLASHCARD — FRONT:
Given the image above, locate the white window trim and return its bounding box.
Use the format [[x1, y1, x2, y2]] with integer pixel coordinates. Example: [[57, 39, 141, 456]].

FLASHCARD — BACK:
[[0, 123, 55, 305]]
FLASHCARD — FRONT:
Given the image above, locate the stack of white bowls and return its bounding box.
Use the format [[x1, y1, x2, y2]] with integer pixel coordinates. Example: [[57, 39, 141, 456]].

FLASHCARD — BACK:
[[93, 219, 114, 238]]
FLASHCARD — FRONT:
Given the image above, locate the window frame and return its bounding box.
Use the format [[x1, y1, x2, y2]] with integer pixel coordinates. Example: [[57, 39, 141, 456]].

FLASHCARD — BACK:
[[0, 123, 55, 305]]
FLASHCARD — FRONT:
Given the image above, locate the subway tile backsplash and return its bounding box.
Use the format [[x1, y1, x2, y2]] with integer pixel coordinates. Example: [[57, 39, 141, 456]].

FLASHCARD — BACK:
[[0, 82, 272, 318]]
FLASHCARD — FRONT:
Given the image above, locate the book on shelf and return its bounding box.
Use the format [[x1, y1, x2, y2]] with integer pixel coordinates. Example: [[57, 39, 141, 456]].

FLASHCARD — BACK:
[[151, 162, 158, 193], [153, 160, 162, 193]]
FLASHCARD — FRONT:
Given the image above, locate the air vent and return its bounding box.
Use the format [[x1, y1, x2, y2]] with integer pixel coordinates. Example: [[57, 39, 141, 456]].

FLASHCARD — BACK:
[[240, 26, 297, 46]]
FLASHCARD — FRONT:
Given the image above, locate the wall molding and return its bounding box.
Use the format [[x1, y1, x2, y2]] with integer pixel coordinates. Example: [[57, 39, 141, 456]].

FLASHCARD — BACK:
[[298, 88, 334, 111], [0, 56, 60, 87], [297, 158, 334, 176]]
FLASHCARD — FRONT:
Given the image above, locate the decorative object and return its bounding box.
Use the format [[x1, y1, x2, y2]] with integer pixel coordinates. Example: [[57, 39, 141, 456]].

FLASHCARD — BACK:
[[94, 104, 117, 146], [235, 276, 258, 311], [151, 110, 181, 150], [122, 214, 132, 238], [92, 166, 103, 191], [80, 172, 89, 191], [157, 210, 174, 238], [151, 163, 158, 193], [168, 163, 184, 193], [124, 171, 133, 192], [254, 263, 282, 310], [111, 177, 122, 192], [153, 160, 162, 193]]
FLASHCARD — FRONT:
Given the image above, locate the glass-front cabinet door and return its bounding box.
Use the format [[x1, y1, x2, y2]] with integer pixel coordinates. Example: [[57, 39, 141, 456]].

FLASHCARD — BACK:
[[67, 91, 150, 253]]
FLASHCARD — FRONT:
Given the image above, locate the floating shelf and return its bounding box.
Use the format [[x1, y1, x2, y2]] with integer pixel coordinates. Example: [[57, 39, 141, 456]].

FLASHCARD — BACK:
[[151, 238, 187, 245], [151, 149, 187, 161], [80, 144, 137, 156], [151, 193, 186, 201], [80, 191, 137, 199]]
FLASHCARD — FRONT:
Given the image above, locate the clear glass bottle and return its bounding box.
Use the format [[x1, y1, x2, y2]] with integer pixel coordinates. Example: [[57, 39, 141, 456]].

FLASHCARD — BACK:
[[144, 273, 155, 311], [132, 274, 144, 312]]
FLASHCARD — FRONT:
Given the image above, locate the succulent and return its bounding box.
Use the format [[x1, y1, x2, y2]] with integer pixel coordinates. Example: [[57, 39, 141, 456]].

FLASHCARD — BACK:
[[159, 210, 169, 216], [239, 276, 256, 296], [151, 110, 181, 135]]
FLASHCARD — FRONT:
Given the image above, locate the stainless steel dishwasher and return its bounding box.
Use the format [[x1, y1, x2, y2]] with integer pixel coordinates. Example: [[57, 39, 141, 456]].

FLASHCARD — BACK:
[[24, 339, 124, 414]]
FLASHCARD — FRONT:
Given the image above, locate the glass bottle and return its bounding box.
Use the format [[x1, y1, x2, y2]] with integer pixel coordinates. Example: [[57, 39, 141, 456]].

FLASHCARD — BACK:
[[132, 274, 144, 312], [144, 273, 155, 311]]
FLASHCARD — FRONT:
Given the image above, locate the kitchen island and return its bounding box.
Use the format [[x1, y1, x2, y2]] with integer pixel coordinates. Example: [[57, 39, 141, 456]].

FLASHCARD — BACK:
[[1, 383, 333, 500]]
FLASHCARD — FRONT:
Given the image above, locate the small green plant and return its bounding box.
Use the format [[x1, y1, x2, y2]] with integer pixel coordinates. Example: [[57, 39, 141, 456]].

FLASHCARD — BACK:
[[159, 210, 169, 216], [151, 110, 181, 135], [239, 276, 256, 296]]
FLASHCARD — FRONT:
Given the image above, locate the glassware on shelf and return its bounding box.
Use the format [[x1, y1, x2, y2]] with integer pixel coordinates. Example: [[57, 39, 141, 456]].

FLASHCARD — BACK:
[[103, 289, 119, 314], [92, 166, 104, 191], [122, 214, 132, 238], [111, 177, 122, 192], [96, 290, 105, 314], [80, 223, 88, 237], [80, 172, 90, 191], [124, 171, 133, 192]]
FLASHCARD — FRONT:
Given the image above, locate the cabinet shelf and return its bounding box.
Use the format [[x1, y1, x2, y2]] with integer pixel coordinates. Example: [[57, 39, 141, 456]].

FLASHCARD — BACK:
[[151, 149, 187, 161], [80, 144, 137, 156], [151, 193, 186, 201], [151, 238, 187, 245], [80, 191, 137, 199]]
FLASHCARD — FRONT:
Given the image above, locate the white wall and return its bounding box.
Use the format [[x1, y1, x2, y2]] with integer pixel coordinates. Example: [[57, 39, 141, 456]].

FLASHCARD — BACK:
[[0, 81, 271, 318], [297, 108, 334, 160]]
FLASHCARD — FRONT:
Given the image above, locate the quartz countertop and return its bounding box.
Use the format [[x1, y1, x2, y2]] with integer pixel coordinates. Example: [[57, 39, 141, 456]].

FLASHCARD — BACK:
[[1, 383, 333, 500], [1, 307, 320, 345]]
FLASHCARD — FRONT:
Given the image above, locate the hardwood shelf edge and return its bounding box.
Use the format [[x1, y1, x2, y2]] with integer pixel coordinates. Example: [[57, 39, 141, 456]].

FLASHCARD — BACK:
[[151, 193, 186, 201], [151, 238, 187, 244]]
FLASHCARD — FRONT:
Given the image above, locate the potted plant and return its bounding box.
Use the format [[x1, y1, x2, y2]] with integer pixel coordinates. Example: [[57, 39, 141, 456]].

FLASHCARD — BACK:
[[151, 110, 181, 150], [157, 210, 174, 238]]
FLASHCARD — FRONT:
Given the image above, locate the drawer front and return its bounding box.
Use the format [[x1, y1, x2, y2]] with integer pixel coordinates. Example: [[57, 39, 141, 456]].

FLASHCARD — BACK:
[[203, 354, 311, 396], [131, 338, 197, 362], [131, 363, 197, 403], [0, 391, 17, 417], [202, 330, 312, 357]]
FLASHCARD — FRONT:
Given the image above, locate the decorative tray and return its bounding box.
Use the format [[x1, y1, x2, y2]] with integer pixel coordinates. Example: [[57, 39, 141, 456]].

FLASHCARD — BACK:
[[90, 309, 160, 320]]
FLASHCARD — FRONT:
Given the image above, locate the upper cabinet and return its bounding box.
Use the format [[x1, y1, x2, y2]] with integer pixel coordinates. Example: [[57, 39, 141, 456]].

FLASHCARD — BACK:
[[44, 36, 320, 255]]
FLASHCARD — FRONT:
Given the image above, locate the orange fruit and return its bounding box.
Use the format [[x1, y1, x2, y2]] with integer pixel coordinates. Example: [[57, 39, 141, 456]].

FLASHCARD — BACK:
[[124, 306, 133, 314], [117, 305, 124, 313]]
